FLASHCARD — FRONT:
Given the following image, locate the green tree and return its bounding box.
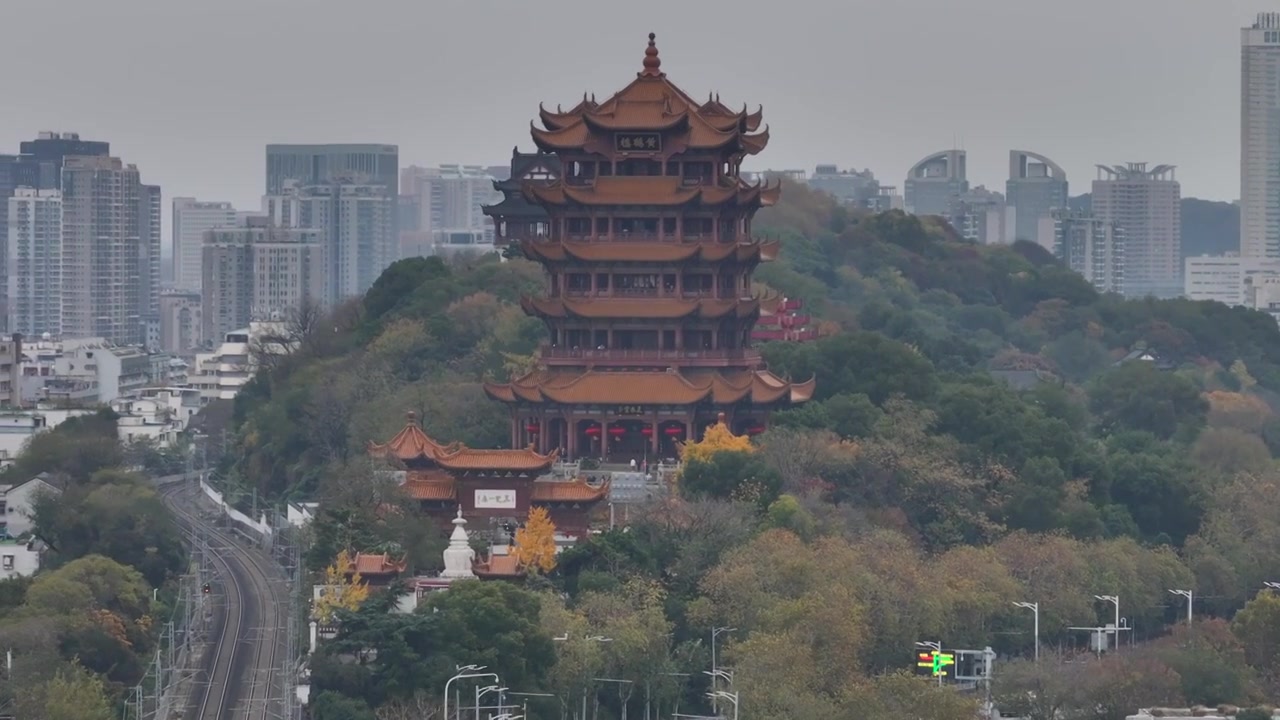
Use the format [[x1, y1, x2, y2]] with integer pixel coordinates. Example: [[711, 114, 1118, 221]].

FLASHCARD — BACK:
[[423, 580, 556, 691], [1088, 363, 1208, 440], [16, 663, 114, 720], [1232, 591, 1280, 670]]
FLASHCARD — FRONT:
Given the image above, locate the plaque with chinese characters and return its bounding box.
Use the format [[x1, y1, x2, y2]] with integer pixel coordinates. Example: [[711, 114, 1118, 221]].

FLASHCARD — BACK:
[[614, 133, 661, 152], [614, 405, 645, 416], [474, 489, 517, 510]]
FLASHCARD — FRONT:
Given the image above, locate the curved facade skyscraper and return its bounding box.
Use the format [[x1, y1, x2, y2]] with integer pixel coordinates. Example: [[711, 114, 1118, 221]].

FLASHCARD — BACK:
[[1006, 150, 1068, 243]]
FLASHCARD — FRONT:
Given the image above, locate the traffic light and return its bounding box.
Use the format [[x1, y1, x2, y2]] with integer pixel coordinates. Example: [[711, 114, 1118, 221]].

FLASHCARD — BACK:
[[202, 582, 211, 594], [915, 650, 955, 678]]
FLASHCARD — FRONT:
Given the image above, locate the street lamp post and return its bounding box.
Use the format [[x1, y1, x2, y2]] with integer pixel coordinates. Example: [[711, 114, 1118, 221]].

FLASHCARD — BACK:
[[1013, 602, 1039, 662], [476, 685, 506, 720], [443, 667, 497, 720], [555, 635, 612, 720], [710, 626, 736, 715], [1169, 589, 1193, 624], [708, 690, 739, 720], [1094, 595, 1120, 650]]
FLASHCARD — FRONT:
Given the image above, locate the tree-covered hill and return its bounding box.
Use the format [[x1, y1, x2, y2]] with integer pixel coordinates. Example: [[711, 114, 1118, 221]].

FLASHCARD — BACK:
[[234, 180, 1280, 718]]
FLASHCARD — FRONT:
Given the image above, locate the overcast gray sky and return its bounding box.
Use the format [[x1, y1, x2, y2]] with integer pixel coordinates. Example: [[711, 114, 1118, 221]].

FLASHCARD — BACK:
[[0, 0, 1258, 213]]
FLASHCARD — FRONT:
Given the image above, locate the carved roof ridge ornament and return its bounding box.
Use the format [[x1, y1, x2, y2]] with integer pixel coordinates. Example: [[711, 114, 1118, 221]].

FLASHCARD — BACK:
[[640, 32, 663, 77]]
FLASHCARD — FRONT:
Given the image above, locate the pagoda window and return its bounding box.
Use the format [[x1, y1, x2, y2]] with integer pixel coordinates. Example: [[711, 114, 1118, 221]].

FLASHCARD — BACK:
[[681, 273, 712, 294], [615, 330, 660, 350], [663, 274, 677, 293], [718, 275, 736, 294], [566, 160, 597, 182], [662, 329, 677, 349], [567, 273, 591, 293], [682, 162, 713, 184], [663, 218, 677, 236], [567, 218, 591, 237], [599, 162, 613, 176], [618, 159, 662, 176], [666, 161, 679, 176], [596, 274, 610, 291], [685, 218, 712, 237], [617, 218, 658, 237], [593, 330, 608, 348], [595, 217, 609, 235], [617, 274, 659, 296], [720, 219, 737, 241], [566, 329, 590, 348], [684, 330, 713, 350]]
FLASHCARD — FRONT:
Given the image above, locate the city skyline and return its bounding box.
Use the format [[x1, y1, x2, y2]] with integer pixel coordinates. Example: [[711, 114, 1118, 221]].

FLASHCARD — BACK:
[[0, 0, 1259, 219]]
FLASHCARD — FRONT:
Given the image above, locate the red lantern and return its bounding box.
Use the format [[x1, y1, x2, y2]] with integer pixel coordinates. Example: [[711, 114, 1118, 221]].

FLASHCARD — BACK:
[[746, 424, 765, 436], [664, 427, 684, 436], [641, 426, 653, 437], [526, 423, 539, 434], [607, 426, 626, 437], [585, 426, 601, 436]]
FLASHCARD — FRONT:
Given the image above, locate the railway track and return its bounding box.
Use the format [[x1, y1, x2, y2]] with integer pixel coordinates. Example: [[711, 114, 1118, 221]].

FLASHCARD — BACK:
[[158, 477, 288, 719]]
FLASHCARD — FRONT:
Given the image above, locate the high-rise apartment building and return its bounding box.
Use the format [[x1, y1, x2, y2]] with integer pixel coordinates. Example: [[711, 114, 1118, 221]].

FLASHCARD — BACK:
[[953, 186, 1011, 244], [265, 181, 393, 302], [1242, 13, 1280, 259], [904, 150, 968, 217], [6, 189, 62, 336], [1039, 210, 1126, 295], [1007, 150, 1068, 243], [60, 155, 156, 345], [201, 216, 325, 341], [18, 132, 110, 190], [159, 290, 203, 354], [400, 165, 502, 255], [265, 144, 398, 197], [807, 165, 903, 211], [139, 184, 162, 348], [172, 198, 238, 292], [1092, 163, 1181, 299]]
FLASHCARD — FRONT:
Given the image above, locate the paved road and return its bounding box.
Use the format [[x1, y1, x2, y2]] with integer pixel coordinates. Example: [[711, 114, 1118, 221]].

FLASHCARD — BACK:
[[159, 477, 290, 720]]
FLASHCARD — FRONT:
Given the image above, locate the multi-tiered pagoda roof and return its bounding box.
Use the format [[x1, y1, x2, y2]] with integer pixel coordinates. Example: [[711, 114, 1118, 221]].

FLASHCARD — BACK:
[[481, 34, 814, 459]]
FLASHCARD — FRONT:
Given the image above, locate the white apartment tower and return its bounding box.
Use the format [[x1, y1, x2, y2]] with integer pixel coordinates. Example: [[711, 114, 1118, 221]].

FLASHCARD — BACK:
[[265, 180, 393, 303], [1092, 163, 1181, 299], [60, 156, 154, 345], [1040, 210, 1126, 295], [6, 189, 62, 336], [401, 165, 501, 254], [172, 198, 237, 292], [201, 216, 325, 341], [1242, 13, 1280, 259]]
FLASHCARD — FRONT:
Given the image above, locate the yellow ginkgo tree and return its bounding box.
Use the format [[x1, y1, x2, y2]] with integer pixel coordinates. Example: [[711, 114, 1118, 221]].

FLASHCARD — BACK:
[[679, 414, 754, 464], [514, 506, 558, 574], [313, 549, 370, 623]]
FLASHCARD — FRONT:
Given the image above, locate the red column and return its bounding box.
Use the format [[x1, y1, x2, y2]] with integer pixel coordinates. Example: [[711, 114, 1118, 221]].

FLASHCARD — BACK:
[[510, 412, 519, 449]]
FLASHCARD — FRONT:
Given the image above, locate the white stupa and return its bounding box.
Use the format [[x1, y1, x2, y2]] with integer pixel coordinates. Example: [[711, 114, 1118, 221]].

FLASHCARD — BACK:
[[439, 506, 476, 580]]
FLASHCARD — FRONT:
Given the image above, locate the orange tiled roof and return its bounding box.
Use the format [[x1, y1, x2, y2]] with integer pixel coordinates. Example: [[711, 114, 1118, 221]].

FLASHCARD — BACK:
[[402, 478, 457, 501], [473, 553, 523, 578], [521, 296, 757, 320], [367, 412, 459, 463], [483, 368, 814, 407], [370, 414, 558, 472], [528, 34, 769, 156], [519, 238, 779, 264], [532, 479, 611, 503], [348, 552, 407, 577]]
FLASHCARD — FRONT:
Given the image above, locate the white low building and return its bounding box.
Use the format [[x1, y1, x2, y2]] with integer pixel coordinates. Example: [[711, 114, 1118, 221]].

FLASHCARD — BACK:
[[0, 539, 40, 580], [1185, 254, 1280, 306], [189, 322, 291, 403], [0, 409, 95, 469], [0, 474, 60, 538]]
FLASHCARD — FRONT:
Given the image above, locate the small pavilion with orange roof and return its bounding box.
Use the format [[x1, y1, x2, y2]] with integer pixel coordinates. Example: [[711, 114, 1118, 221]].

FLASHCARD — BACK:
[[368, 412, 610, 538]]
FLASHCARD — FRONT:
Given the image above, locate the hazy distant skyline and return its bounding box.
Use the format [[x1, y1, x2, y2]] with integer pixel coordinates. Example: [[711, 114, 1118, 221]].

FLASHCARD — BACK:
[[0, 0, 1260, 215]]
